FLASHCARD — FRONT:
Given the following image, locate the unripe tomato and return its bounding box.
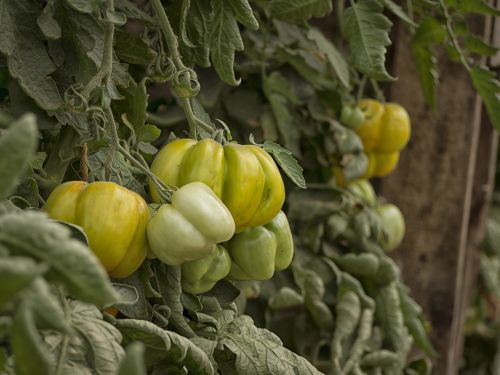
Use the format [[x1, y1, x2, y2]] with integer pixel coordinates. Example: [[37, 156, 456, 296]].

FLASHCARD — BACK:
[[45, 181, 149, 278], [375, 204, 405, 252], [149, 139, 285, 231], [147, 182, 235, 266], [356, 99, 385, 152], [340, 104, 365, 129], [346, 179, 376, 205], [377, 103, 411, 153], [364, 152, 400, 178], [226, 211, 294, 281], [181, 245, 231, 294]]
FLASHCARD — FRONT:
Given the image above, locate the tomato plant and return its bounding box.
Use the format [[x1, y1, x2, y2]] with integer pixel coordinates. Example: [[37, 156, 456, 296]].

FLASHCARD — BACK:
[[0, 1, 498, 374]]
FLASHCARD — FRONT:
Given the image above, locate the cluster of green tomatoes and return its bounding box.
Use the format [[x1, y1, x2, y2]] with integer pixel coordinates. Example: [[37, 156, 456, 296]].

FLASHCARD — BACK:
[[45, 139, 293, 295]]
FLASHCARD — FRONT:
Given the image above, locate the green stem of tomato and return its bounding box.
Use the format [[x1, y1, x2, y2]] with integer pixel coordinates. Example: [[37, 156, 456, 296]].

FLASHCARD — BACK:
[[105, 106, 173, 202], [370, 79, 385, 103], [150, 0, 214, 140], [438, 0, 471, 72], [150, 0, 183, 72], [82, 0, 116, 98], [356, 75, 367, 101]]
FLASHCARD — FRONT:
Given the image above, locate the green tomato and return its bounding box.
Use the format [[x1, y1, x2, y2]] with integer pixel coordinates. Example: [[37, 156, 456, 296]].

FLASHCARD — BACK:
[[45, 181, 149, 279], [147, 182, 235, 266], [375, 204, 405, 252], [226, 211, 294, 281], [346, 179, 376, 205], [341, 104, 365, 129], [149, 138, 285, 232], [181, 245, 231, 294]]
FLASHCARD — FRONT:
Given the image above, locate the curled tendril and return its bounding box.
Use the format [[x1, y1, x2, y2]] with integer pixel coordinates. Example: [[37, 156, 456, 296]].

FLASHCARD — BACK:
[[87, 106, 108, 139], [64, 84, 88, 112], [152, 56, 176, 83], [172, 68, 200, 98]]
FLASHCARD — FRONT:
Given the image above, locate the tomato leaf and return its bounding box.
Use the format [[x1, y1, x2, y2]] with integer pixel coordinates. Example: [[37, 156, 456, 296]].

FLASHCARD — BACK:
[[448, 0, 500, 16], [0, 114, 38, 201], [270, 0, 332, 24], [118, 342, 147, 375], [116, 0, 155, 24], [169, 0, 212, 68], [228, 0, 259, 30], [262, 73, 301, 156], [375, 283, 405, 351], [88, 146, 146, 196], [114, 30, 157, 66], [411, 17, 446, 109], [0, 211, 117, 307], [342, 0, 395, 81], [115, 318, 214, 374], [37, 0, 61, 40], [0, 0, 63, 111], [307, 28, 350, 89], [412, 17, 447, 45], [398, 285, 437, 357], [217, 313, 322, 375], [209, 0, 244, 86], [464, 34, 499, 56], [153, 262, 198, 338], [0, 257, 48, 306], [380, 0, 417, 27], [10, 303, 52, 375], [262, 141, 306, 189], [470, 66, 500, 131], [412, 44, 439, 110], [44, 301, 125, 373]]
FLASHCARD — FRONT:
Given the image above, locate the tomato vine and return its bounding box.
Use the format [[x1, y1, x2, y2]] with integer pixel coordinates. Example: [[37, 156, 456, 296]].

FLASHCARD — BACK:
[[0, 1, 498, 374]]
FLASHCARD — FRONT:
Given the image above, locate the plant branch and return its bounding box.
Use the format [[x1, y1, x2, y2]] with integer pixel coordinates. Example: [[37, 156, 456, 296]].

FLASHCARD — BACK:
[[439, 0, 471, 72], [370, 79, 385, 102], [180, 98, 215, 135], [150, 0, 214, 139], [82, 0, 116, 98], [80, 143, 89, 182], [85, 0, 172, 200], [356, 75, 367, 101], [105, 106, 173, 202], [150, 0, 184, 70]]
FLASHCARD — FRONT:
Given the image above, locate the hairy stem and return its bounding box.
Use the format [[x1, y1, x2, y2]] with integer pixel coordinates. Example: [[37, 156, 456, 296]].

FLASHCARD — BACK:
[[82, 0, 116, 98], [80, 143, 89, 182], [150, 0, 184, 70], [105, 106, 173, 201], [150, 0, 214, 139]]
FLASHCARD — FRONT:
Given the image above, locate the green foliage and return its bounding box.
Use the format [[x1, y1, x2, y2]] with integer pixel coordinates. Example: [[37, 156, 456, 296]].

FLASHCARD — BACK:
[[243, 187, 435, 372], [0, 0, 497, 373], [269, 0, 333, 24], [342, 1, 394, 81], [0, 114, 38, 200], [470, 66, 500, 131]]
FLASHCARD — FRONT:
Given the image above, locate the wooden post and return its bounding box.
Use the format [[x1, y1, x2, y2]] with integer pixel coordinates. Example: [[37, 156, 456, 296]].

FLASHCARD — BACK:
[[378, 12, 498, 375]]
